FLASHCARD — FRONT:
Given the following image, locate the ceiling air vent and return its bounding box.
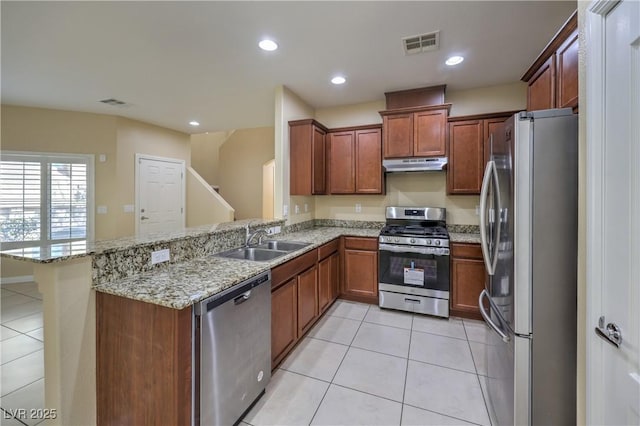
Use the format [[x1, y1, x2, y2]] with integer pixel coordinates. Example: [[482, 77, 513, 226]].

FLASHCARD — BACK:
[[402, 31, 440, 55], [99, 98, 127, 106]]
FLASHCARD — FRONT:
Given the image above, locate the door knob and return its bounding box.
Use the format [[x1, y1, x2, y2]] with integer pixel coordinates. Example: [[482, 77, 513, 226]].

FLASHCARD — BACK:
[[595, 315, 622, 348]]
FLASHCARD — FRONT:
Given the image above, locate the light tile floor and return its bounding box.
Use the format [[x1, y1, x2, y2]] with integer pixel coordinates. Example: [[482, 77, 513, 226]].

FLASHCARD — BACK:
[[0, 282, 45, 426], [245, 299, 493, 426]]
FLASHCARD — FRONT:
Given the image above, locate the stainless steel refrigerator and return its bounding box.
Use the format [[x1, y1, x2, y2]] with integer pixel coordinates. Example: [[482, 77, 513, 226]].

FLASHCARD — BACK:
[[478, 109, 577, 425]]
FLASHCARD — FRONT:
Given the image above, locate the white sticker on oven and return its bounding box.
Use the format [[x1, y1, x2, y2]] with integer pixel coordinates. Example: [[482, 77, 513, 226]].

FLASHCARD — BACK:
[[404, 267, 424, 286]]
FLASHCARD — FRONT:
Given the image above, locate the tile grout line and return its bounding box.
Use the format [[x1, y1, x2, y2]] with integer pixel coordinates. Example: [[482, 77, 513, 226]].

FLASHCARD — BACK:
[[307, 301, 370, 425], [0, 373, 44, 400], [401, 401, 486, 426], [399, 313, 415, 426], [463, 320, 493, 426]]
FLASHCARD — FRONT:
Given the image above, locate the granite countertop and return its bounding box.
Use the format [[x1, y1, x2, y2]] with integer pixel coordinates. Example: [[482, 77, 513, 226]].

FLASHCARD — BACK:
[[0, 218, 284, 263], [449, 232, 481, 244], [93, 226, 381, 310]]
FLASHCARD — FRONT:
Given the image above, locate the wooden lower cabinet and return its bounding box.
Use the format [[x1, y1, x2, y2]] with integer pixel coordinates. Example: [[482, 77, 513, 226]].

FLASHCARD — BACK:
[[297, 265, 318, 335], [450, 243, 486, 320], [341, 237, 378, 304], [96, 292, 192, 426], [271, 278, 298, 368], [318, 251, 339, 314]]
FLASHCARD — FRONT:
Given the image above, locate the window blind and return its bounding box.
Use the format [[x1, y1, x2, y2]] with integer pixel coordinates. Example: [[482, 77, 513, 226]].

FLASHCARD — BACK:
[[0, 160, 42, 243]]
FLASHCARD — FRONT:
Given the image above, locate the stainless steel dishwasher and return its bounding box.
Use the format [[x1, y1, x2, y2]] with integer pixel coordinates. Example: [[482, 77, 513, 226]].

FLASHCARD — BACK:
[[194, 271, 271, 426]]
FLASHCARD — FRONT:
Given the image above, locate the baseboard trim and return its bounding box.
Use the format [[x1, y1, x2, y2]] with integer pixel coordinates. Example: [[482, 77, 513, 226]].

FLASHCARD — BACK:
[[1, 275, 35, 285]]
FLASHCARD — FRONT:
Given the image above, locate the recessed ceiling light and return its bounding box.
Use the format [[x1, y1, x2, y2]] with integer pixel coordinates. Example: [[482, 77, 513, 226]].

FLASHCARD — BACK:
[[445, 56, 464, 66], [189, 121, 200, 126], [331, 76, 346, 85], [258, 39, 278, 51]]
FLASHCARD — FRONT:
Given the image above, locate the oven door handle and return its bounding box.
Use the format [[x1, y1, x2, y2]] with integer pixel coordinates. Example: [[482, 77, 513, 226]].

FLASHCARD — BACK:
[[378, 244, 449, 256]]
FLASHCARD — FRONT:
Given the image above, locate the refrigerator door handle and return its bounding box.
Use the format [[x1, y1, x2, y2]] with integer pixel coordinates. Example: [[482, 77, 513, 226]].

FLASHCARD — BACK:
[[479, 161, 496, 275], [479, 289, 510, 343], [490, 162, 502, 274]]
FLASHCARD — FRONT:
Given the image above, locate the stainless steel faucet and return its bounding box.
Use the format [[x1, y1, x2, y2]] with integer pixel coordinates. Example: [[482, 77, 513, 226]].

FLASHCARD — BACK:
[[246, 228, 269, 246]]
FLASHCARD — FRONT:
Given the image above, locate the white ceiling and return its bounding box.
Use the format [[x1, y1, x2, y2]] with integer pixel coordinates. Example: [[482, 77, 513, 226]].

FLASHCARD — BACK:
[[1, 1, 576, 134]]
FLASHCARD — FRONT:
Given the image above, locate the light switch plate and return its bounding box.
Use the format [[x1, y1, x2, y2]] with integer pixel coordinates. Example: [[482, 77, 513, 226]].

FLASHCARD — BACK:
[[123, 204, 135, 213], [151, 249, 170, 265], [97, 205, 108, 214], [99, 154, 107, 163], [294, 205, 300, 214], [355, 203, 362, 213]]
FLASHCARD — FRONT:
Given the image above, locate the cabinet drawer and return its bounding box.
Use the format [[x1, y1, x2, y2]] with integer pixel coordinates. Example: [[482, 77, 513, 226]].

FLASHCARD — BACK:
[[451, 243, 482, 259], [272, 249, 317, 289], [343, 237, 378, 251], [318, 239, 339, 260]]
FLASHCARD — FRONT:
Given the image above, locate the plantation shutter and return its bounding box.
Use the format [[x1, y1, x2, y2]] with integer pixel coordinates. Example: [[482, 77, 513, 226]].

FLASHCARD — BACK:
[[49, 162, 88, 240], [0, 160, 42, 243]]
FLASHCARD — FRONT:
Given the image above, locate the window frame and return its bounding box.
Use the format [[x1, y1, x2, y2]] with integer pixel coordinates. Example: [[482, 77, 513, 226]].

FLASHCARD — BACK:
[[0, 151, 95, 249]]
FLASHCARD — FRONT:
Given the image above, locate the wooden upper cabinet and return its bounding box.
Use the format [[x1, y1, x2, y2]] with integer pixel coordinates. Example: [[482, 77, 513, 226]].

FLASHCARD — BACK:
[[527, 56, 556, 111], [289, 119, 328, 195], [414, 109, 447, 157], [447, 120, 484, 194], [328, 125, 383, 195], [380, 105, 450, 159], [522, 10, 578, 112], [382, 113, 413, 158], [447, 112, 513, 195], [311, 126, 327, 194], [328, 131, 356, 194], [556, 29, 579, 110], [355, 128, 383, 193]]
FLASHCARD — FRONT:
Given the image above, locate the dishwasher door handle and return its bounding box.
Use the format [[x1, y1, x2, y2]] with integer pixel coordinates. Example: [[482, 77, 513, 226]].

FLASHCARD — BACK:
[[234, 290, 252, 305]]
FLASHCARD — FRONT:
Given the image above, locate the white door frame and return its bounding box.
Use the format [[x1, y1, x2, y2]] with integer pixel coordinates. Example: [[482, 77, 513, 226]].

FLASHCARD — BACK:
[[586, 0, 628, 423], [134, 153, 186, 236]]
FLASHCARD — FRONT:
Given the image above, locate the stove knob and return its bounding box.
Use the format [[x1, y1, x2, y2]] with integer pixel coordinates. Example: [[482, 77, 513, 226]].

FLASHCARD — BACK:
[[410, 238, 416, 244], [426, 239, 431, 245], [435, 240, 441, 246]]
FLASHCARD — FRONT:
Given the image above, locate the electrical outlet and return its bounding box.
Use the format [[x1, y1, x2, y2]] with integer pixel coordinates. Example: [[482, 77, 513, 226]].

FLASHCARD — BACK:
[[283, 205, 289, 217], [355, 203, 362, 213], [266, 226, 282, 235], [151, 249, 170, 265], [99, 154, 107, 162], [97, 205, 108, 214], [294, 205, 300, 214], [304, 203, 309, 213]]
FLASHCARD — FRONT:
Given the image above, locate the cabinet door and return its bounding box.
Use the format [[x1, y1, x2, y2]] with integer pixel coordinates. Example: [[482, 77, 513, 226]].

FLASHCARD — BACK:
[[271, 278, 297, 368], [289, 124, 312, 195], [447, 120, 484, 194], [483, 118, 507, 165], [556, 29, 579, 110], [343, 249, 378, 299], [383, 114, 413, 158], [451, 257, 486, 319], [355, 128, 383, 194], [318, 256, 332, 314], [312, 126, 327, 194], [297, 266, 318, 336], [414, 109, 447, 157], [329, 131, 355, 193], [527, 55, 556, 111]]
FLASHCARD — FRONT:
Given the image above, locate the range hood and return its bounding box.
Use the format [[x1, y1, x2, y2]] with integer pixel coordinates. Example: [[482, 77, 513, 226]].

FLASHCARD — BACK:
[[383, 157, 448, 173]]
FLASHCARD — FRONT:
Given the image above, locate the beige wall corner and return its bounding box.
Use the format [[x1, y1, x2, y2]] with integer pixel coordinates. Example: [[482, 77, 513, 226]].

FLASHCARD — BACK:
[[186, 167, 234, 226], [577, 1, 588, 424], [446, 82, 527, 117], [315, 100, 385, 128], [115, 117, 191, 237], [217, 127, 275, 220], [34, 257, 95, 426], [1, 257, 34, 281], [190, 131, 233, 186], [274, 86, 316, 224]]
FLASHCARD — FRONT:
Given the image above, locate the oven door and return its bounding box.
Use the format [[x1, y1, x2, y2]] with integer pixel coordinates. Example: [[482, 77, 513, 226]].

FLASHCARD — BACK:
[[378, 243, 450, 299]]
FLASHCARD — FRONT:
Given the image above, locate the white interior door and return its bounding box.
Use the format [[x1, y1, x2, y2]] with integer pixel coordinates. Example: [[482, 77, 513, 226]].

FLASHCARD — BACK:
[[587, 1, 640, 424], [135, 154, 185, 235]]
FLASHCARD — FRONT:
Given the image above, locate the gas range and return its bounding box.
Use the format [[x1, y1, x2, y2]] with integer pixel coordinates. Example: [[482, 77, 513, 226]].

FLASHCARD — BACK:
[[379, 207, 450, 248], [378, 206, 451, 317]]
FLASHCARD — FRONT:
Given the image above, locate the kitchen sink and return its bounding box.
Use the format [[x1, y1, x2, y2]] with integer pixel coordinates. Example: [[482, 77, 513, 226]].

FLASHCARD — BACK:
[[216, 247, 289, 262], [257, 240, 311, 252]]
